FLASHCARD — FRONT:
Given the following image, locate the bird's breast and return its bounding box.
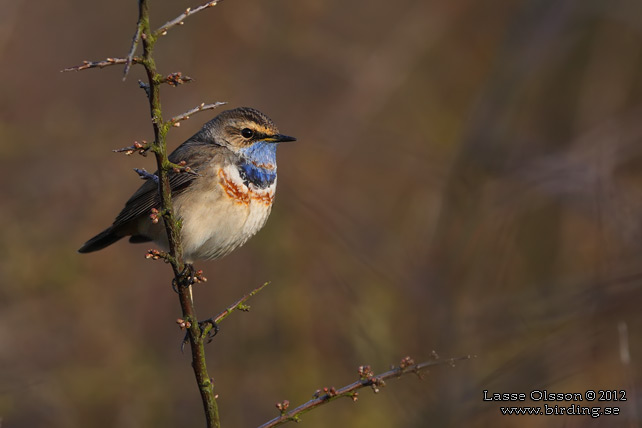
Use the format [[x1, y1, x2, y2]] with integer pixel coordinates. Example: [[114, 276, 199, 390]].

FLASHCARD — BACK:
[[176, 164, 276, 261], [217, 167, 275, 206]]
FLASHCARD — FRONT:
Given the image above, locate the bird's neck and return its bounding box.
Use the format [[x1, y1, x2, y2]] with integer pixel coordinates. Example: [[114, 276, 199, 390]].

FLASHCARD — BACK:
[[237, 142, 278, 189]]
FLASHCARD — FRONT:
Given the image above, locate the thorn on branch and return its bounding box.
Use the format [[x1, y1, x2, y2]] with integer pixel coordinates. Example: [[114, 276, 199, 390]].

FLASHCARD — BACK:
[[113, 140, 150, 156], [169, 102, 227, 127], [62, 57, 140, 72], [134, 168, 159, 183]]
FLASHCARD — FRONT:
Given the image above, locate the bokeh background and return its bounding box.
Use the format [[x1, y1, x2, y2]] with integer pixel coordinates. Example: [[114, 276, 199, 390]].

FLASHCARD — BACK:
[[2, 0, 642, 426]]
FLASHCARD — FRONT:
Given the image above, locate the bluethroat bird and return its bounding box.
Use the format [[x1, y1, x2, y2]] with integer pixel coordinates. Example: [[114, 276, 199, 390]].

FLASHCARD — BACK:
[[79, 107, 296, 262]]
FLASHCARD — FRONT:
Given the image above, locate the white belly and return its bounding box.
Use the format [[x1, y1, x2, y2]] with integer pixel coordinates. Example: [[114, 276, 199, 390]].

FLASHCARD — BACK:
[[176, 164, 276, 261]]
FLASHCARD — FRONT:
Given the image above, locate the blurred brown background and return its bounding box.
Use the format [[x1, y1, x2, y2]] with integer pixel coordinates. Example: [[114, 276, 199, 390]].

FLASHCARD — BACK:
[[2, 0, 642, 426]]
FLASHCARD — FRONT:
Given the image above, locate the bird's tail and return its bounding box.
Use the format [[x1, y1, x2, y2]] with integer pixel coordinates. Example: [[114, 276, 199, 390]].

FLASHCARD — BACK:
[[78, 227, 123, 253]]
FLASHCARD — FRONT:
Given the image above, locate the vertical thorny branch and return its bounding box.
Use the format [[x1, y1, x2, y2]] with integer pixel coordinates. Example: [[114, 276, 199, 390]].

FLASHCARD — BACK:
[[134, 1, 220, 426], [63, 0, 224, 425]]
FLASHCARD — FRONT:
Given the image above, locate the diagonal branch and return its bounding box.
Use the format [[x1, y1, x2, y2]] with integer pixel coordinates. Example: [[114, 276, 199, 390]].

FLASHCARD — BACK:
[[198, 282, 271, 338], [181, 282, 271, 350], [258, 354, 475, 428], [169, 102, 227, 127], [214, 281, 270, 324], [155, 0, 222, 37]]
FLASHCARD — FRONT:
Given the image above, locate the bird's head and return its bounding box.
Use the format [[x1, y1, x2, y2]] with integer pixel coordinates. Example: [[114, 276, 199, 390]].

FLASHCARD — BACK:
[[203, 107, 296, 153]]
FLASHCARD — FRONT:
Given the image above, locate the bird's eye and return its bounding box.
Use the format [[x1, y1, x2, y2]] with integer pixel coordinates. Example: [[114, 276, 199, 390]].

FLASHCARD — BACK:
[[241, 128, 254, 139]]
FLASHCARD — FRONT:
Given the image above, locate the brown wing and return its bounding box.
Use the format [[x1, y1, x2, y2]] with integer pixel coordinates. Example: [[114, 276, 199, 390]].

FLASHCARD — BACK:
[[79, 139, 231, 253], [112, 169, 196, 225], [112, 139, 217, 227]]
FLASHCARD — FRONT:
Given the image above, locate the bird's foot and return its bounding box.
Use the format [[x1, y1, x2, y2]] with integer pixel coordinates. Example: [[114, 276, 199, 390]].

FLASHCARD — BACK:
[[172, 264, 207, 292], [181, 318, 220, 352], [198, 318, 220, 343]]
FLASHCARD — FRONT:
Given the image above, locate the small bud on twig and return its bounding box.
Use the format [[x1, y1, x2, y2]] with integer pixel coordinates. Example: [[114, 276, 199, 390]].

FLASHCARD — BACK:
[[163, 72, 193, 86], [146, 249, 163, 260], [318, 387, 337, 399], [358, 365, 374, 379], [176, 318, 192, 329], [275, 400, 290, 414], [114, 140, 150, 156], [150, 207, 160, 224], [168, 160, 198, 176], [399, 356, 415, 369], [370, 377, 385, 393], [145, 249, 173, 264], [192, 269, 208, 283]]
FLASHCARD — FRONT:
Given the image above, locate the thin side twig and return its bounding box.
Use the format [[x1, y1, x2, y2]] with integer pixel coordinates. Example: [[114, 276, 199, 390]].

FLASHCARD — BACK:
[[123, 24, 142, 80], [113, 140, 150, 156], [62, 57, 140, 72], [181, 282, 271, 351], [258, 354, 475, 428], [214, 281, 270, 324], [155, 0, 222, 37], [169, 102, 227, 127], [197, 282, 271, 338]]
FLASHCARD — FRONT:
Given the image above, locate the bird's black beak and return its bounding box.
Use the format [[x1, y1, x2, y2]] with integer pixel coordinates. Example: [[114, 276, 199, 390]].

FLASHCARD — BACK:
[[268, 134, 297, 143]]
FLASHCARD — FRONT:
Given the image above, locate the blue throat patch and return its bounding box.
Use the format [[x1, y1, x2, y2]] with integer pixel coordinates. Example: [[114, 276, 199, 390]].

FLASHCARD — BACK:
[[237, 141, 278, 189]]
